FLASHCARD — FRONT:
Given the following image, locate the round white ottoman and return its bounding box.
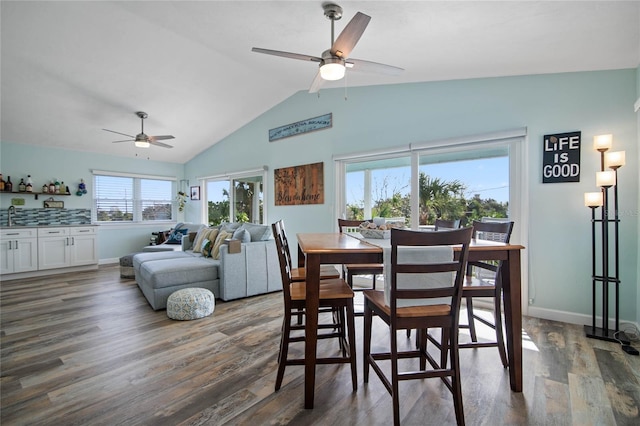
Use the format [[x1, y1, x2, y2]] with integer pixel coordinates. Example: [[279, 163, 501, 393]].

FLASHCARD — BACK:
[[166, 288, 215, 320]]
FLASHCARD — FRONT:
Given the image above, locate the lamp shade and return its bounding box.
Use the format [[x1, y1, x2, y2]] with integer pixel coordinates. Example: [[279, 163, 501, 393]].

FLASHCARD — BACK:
[[584, 192, 603, 207], [596, 170, 616, 187], [135, 140, 150, 148], [320, 59, 346, 81], [605, 151, 626, 169], [593, 134, 612, 152]]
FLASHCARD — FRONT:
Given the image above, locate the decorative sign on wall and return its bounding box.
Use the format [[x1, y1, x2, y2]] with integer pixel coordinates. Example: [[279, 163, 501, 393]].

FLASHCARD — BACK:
[[542, 131, 581, 183], [274, 162, 324, 206], [269, 113, 332, 142]]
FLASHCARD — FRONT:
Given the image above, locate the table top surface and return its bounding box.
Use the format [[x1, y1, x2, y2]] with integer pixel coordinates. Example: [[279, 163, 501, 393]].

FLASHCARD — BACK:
[[297, 232, 524, 253]]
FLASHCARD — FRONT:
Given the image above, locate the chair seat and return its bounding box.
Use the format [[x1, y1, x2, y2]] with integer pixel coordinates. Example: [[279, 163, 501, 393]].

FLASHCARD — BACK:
[[363, 290, 451, 318], [291, 279, 355, 301], [290, 265, 340, 282]]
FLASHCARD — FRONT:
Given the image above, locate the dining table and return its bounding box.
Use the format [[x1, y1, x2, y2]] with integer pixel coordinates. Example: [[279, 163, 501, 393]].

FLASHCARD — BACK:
[[297, 231, 525, 409]]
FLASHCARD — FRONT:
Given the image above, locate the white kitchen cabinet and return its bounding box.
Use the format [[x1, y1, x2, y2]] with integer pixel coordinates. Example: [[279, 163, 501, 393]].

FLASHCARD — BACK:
[[1, 228, 38, 274], [37, 227, 71, 270], [69, 226, 98, 266], [37, 226, 97, 270]]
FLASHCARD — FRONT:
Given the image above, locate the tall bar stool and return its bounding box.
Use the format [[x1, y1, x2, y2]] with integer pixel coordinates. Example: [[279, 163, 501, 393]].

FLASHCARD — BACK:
[[363, 227, 473, 426], [271, 221, 358, 392]]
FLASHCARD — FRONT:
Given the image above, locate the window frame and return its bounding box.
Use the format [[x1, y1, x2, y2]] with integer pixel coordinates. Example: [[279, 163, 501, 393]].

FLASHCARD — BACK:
[[198, 166, 268, 225], [92, 170, 177, 224]]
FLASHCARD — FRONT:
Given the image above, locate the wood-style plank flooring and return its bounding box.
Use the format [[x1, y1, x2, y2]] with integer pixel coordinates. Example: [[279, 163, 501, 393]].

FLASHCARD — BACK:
[[1, 265, 639, 425]]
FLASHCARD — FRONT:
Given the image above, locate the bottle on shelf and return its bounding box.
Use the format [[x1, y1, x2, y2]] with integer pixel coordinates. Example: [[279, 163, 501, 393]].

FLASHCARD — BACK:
[[0, 174, 5, 191], [42, 183, 49, 193], [5, 176, 13, 193], [26, 175, 33, 192], [18, 178, 26, 192], [60, 181, 66, 194], [48, 180, 55, 193], [54, 179, 60, 194]]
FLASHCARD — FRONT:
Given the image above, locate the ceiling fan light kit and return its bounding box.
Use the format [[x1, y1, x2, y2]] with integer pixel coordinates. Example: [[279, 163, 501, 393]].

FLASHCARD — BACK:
[[103, 111, 175, 149], [320, 59, 345, 80], [251, 2, 403, 93]]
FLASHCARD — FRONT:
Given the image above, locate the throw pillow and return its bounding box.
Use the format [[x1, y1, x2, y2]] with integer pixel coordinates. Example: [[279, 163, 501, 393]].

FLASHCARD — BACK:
[[238, 222, 272, 242], [201, 238, 213, 258], [192, 227, 219, 253], [212, 230, 233, 260], [232, 227, 251, 243], [166, 228, 188, 245]]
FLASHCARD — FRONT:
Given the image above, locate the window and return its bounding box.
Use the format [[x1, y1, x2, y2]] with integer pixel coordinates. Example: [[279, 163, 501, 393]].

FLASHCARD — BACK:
[[202, 167, 267, 226], [336, 129, 524, 230], [93, 171, 176, 222]]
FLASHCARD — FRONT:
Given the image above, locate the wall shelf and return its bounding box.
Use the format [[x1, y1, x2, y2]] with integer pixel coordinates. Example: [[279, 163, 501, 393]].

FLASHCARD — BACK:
[[1, 192, 71, 200]]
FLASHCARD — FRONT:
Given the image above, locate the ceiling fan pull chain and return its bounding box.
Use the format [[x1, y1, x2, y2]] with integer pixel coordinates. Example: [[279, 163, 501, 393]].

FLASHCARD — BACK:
[[344, 72, 348, 100]]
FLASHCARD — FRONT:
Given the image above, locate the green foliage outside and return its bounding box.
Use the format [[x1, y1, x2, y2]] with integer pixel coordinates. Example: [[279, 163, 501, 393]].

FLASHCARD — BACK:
[[208, 181, 261, 226], [346, 172, 508, 225]]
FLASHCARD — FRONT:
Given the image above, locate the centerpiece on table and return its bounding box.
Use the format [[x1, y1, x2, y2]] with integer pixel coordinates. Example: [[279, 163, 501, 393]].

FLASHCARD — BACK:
[[358, 219, 405, 239]]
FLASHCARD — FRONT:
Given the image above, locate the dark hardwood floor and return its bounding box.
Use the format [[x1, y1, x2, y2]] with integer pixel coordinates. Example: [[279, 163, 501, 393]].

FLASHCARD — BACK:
[[1, 265, 639, 425]]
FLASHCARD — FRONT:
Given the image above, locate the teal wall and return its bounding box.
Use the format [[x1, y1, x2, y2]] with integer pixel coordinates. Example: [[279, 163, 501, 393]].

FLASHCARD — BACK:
[[0, 142, 184, 258], [1, 69, 637, 325], [185, 69, 638, 324]]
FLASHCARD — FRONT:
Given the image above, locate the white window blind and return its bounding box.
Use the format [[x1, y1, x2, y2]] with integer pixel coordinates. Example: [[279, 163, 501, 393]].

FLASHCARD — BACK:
[[94, 173, 174, 222]]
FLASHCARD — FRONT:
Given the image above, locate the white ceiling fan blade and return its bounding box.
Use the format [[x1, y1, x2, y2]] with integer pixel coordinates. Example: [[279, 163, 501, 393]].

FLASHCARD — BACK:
[[309, 70, 325, 93], [149, 140, 173, 149], [103, 128, 135, 138], [149, 135, 175, 141], [111, 139, 135, 143], [252, 47, 322, 63], [331, 12, 371, 58], [346, 58, 404, 76]]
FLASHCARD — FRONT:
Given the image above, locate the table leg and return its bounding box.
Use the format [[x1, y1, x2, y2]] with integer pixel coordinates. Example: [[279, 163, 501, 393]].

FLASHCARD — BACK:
[[502, 249, 523, 392], [304, 254, 320, 408]]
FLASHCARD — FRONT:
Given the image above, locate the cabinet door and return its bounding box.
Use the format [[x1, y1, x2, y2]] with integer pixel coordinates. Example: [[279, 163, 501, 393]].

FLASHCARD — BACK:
[[38, 237, 70, 270], [13, 238, 38, 273], [70, 235, 97, 266], [0, 239, 13, 274]]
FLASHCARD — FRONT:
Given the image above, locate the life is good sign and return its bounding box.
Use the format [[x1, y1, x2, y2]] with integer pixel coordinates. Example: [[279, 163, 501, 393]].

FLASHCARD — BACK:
[[542, 131, 581, 183]]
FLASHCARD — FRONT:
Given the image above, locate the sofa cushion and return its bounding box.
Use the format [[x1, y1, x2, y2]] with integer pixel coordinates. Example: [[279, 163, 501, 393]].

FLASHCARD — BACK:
[[239, 222, 271, 242], [220, 222, 242, 233], [212, 230, 233, 259], [140, 257, 220, 289]]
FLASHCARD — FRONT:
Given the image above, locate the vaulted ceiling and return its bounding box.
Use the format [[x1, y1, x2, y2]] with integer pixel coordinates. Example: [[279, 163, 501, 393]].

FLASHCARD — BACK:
[[2, 1, 638, 163]]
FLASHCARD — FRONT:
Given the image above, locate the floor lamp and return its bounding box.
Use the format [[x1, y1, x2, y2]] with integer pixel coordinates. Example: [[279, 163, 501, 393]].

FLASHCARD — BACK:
[[583, 134, 628, 343]]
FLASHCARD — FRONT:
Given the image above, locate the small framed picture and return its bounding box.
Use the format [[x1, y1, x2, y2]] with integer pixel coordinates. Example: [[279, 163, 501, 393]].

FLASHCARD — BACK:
[[190, 186, 200, 200]]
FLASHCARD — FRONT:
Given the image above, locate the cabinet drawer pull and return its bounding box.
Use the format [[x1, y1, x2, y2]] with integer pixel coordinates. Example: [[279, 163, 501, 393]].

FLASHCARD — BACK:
[[6, 232, 19, 236], [47, 231, 61, 234], [8, 241, 12, 250], [78, 230, 90, 233]]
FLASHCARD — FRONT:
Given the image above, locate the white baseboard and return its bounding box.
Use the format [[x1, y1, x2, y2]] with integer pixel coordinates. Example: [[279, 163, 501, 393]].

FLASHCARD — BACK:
[[527, 305, 639, 331], [99, 258, 120, 265]]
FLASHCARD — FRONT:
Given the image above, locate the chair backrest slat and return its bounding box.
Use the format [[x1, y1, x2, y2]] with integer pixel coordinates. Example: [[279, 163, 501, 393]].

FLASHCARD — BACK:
[[272, 220, 293, 309], [388, 227, 473, 313]]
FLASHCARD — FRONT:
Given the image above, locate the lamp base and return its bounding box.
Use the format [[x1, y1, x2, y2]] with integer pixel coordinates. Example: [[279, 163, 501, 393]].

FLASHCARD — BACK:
[[584, 325, 630, 344]]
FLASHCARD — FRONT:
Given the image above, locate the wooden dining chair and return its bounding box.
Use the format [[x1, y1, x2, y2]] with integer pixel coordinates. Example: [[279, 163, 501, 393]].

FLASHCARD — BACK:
[[459, 219, 514, 367], [338, 218, 384, 291], [274, 220, 340, 282], [363, 227, 473, 426], [271, 221, 358, 392]]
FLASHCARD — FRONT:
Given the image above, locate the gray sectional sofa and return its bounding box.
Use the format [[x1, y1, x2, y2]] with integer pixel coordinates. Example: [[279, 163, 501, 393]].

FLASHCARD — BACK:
[[133, 222, 282, 310]]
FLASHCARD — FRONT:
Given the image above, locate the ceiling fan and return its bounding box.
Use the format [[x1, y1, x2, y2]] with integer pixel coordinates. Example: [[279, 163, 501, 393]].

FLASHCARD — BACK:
[[103, 111, 174, 149], [252, 3, 403, 93]]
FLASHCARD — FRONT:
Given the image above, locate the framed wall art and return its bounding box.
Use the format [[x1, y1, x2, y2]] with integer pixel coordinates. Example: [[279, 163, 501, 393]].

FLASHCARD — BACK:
[[190, 186, 201, 200], [274, 162, 324, 206]]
